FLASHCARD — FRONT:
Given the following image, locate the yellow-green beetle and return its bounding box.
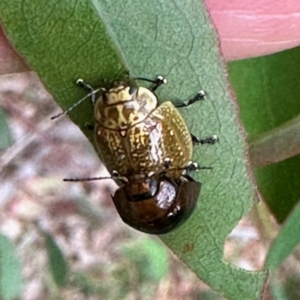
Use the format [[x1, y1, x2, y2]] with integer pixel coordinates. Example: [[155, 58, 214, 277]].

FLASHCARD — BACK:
[[53, 76, 217, 234]]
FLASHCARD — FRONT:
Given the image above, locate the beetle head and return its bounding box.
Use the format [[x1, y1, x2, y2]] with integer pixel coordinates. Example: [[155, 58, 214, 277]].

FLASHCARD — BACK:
[[94, 83, 158, 130]]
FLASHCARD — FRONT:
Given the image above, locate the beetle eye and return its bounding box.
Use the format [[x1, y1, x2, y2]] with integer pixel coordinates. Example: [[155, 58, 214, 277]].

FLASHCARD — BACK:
[[129, 86, 137, 95]]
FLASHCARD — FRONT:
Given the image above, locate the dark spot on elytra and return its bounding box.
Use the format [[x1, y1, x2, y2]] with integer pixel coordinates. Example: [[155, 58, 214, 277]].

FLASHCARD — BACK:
[[107, 107, 119, 121], [133, 126, 140, 135], [122, 105, 135, 120]]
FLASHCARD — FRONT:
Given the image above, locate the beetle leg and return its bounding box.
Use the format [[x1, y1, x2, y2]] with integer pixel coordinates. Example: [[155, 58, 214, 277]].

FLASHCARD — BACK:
[[160, 161, 212, 177], [76, 79, 94, 92], [163, 157, 172, 169], [184, 161, 213, 172], [175, 90, 206, 107], [151, 76, 167, 91], [191, 134, 218, 145], [134, 75, 167, 91]]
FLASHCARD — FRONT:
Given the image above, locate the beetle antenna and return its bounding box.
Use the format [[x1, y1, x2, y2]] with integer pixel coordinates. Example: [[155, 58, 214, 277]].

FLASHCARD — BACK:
[[184, 162, 213, 172], [63, 171, 129, 183], [51, 88, 101, 120], [175, 90, 206, 108], [63, 176, 113, 182], [134, 75, 167, 91], [161, 161, 213, 175]]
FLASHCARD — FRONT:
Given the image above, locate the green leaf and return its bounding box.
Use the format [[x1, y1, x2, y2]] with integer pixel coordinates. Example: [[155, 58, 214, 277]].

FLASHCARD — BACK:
[[265, 201, 300, 269], [228, 48, 300, 223], [249, 114, 300, 167], [0, 108, 13, 150], [0, 234, 23, 300], [44, 232, 68, 287], [121, 238, 169, 282], [0, 0, 267, 298]]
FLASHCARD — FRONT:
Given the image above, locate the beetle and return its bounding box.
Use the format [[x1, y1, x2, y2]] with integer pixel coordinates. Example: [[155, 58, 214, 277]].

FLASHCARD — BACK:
[[52, 76, 217, 234]]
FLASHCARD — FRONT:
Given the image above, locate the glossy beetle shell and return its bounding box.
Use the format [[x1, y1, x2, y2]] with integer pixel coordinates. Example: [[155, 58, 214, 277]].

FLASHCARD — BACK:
[[113, 176, 201, 234], [94, 83, 192, 178], [93, 81, 199, 234]]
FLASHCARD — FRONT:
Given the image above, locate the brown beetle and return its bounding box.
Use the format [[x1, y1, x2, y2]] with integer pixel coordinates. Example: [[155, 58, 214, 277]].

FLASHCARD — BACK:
[[52, 76, 216, 234], [112, 172, 201, 234]]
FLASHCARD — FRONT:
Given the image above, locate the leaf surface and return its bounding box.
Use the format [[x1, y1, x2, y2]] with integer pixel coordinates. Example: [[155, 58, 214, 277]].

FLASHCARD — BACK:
[[229, 48, 300, 222], [0, 1, 267, 298]]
